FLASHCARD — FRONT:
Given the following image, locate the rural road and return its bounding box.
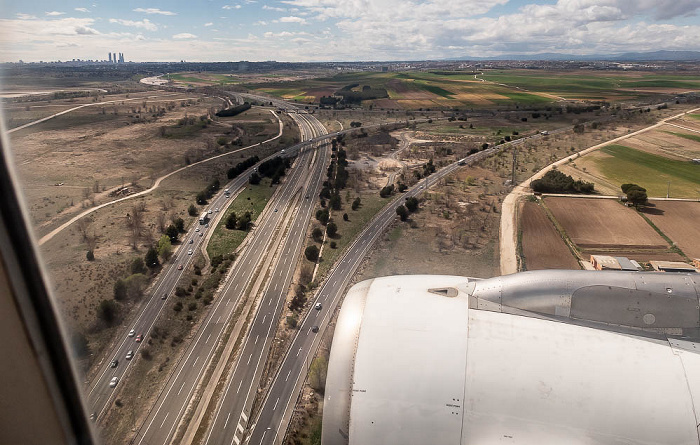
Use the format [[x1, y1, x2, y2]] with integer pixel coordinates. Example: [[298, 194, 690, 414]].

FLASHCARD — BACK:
[[37, 108, 284, 246], [499, 106, 700, 275]]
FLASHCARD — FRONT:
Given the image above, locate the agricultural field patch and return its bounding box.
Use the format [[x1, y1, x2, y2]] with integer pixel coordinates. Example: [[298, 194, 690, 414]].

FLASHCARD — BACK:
[[545, 197, 667, 249], [519, 201, 579, 270], [641, 201, 700, 260]]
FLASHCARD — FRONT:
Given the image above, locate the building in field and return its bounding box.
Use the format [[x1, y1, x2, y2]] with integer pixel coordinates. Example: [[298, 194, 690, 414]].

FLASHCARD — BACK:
[[650, 261, 698, 273], [590, 255, 640, 271]]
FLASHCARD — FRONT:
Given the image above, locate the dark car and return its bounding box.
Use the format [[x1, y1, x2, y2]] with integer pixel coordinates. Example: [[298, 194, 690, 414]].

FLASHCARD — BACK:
[[311, 326, 319, 333], [110, 359, 118, 368]]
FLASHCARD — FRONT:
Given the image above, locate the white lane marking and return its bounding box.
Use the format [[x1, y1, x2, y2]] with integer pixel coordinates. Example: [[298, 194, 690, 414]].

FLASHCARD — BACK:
[[193, 356, 199, 367], [241, 412, 248, 422], [237, 422, 244, 434], [237, 380, 243, 394], [178, 383, 185, 395], [206, 333, 211, 344], [217, 316, 222, 324], [255, 334, 259, 345], [296, 347, 302, 357], [160, 412, 169, 429], [247, 354, 253, 365], [233, 436, 241, 445], [273, 398, 280, 411], [262, 314, 267, 324], [285, 370, 291, 382], [224, 412, 231, 429]]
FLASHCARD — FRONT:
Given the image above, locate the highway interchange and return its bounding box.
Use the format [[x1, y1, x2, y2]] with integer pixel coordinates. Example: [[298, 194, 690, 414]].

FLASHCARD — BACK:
[[84, 91, 536, 445]]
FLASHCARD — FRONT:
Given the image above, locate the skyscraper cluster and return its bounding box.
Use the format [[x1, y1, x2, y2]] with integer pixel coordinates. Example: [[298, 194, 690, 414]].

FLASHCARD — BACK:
[[108, 52, 125, 63]]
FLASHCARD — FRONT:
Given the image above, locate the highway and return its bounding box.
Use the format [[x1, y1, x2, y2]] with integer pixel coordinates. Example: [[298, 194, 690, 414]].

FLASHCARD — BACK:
[[200, 113, 328, 445], [85, 108, 301, 422], [129, 111, 328, 445]]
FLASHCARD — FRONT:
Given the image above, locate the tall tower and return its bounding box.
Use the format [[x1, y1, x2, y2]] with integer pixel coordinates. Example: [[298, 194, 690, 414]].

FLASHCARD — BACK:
[[108, 52, 112, 63]]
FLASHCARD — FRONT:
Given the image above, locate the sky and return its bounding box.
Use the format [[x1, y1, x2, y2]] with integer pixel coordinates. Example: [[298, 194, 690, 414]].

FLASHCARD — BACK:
[[1, 0, 699, 62]]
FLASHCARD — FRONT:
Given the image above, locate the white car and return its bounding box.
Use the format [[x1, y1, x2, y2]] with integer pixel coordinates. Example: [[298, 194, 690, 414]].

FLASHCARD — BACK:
[[215, 207, 219, 212], [195, 227, 200, 232], [109, 377, 119, 388], [188, 249, 193, 255], [315, 302, 322, 310], [128, 329, 135, 337], [208, 210, 213, 214], [125, 350, 134, 360]]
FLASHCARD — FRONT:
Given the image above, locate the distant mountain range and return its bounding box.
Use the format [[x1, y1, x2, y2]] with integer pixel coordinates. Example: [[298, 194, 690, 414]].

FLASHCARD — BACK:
[[447, 50, 700, 62]]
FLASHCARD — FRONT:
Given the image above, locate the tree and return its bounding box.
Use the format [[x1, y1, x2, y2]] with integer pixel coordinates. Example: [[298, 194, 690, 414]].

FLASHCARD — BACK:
[[305, 245, 319, 262], [131, 257, 147, 275], [145, 246, 160, 269], [312, 227, 324, 243], [188, 204, 198, 216], [352, 197, 361, 211], [326, 222, 338, 237], [196, 191, 208, 205], [125, 274, 148, 299], [86, 250, 95, 261], [249, 172, 261, 185], [165, 224, 179, 242], [157, 234, 172, 261], [380, 185, 394, 198], [97, 299, 119, 325], [174, 217, 185, 233], [329, 193, 342, 210], [315, 208, 329, 225], [396, 205, 409, 221], [626, 188, 648, 208], [225, 212, 237, 230], [405, 197, 419, 212], [237, 212, 252, 231], [114, 279, 127, 301], [343, 213, 349, 221]]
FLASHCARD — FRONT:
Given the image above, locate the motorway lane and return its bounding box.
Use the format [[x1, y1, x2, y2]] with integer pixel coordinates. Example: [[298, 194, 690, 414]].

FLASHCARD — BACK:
[[246, 149, 503, 445], [202, 113, 328, 445], [130, 112, 327, 445]]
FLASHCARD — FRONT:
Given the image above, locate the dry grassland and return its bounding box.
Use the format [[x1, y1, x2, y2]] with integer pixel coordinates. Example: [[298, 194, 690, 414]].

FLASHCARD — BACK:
[[642, 201, 700, 259]]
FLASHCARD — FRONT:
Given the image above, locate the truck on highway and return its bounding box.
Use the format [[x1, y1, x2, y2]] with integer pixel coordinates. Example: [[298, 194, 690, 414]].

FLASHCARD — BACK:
[[199, 212, 209, 225]]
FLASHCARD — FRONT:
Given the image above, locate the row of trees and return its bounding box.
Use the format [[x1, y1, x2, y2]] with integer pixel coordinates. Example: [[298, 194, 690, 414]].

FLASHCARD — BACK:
[[530, 169, 595, 194], [215, 102, 251, 117], [227, 155, 259, 180]]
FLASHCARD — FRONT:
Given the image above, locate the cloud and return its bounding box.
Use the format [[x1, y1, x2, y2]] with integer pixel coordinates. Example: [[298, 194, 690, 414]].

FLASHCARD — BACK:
[[45, 11, 66, 16], [277, 16, 307, 24], [204, 22, 214, 26], [223, 5, 242, 9], [75, 8, 90, 13], [173, 33, 197, 39], [109, 18, 158, 31], [263, 5, 286, 11], [132, 8, 177, 16], [16, 13, 37, 20]]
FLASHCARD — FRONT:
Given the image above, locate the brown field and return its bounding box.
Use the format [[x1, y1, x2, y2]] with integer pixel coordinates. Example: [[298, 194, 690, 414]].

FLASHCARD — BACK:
[[545, 197, 667, 249], [642, 201, 700, 259], [519, 201, 579, 270], [621, 124, 700, 160]]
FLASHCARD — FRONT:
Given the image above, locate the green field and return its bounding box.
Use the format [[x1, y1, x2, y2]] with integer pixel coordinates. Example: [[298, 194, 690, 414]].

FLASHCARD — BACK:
[[689, 114, 700, 120], [594, 144, 700, 197], [207, 178, 275, 259], [664, 131, 700, 143]]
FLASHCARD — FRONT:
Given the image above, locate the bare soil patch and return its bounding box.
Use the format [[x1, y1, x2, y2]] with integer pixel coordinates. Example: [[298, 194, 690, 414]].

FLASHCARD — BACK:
[[520, 201, 579, 270], [642, 201, 700, 259], [545, 197, 667, 249]]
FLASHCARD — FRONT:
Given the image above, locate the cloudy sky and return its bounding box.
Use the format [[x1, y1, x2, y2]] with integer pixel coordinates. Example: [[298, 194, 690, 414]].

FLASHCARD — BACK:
[[1, 0, 699, 62]]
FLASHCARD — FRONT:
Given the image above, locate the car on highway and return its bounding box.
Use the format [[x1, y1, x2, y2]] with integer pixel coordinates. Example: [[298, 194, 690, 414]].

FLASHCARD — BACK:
[[178, 264, 183, 270], [274, 209, 278, 212], [314, 302, 322, 310], [135, 334, 143, 343], [162, 293, 168, 300], [110, 359, 118, 368], [195, 227, 200, 232], [189, 239, 193, 244], [128, 329, 135, 337], [311, 326, 319, 333], [208, 210, 213, 214], [188, 249, 193, 255], [215, 207, 219, 212], [125, 350, 134, 360], [109, 377, 119, 388], [199, 232, 203, 237], [205, 223, 209, 228]]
